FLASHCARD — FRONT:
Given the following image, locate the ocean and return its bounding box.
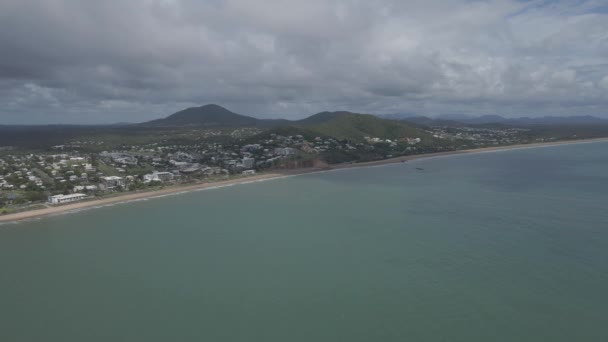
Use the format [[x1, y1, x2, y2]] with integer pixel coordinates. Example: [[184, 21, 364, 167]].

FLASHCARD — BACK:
[[1, 142, 607, 341]]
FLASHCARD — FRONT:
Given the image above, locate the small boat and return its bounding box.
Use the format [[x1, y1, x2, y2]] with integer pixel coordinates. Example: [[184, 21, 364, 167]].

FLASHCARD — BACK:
[[416, 167, 424, 170]]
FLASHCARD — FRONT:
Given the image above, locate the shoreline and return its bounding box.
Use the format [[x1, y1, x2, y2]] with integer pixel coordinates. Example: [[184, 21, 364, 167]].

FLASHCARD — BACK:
[[2, 137, 608, 223]]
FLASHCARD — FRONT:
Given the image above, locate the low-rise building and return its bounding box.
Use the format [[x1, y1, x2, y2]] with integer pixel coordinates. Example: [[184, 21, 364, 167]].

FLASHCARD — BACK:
[[48, 193, 87, 204], [74, 185, 98, 192], [101, 176, 125, 189], [143, 171, 175, 183]]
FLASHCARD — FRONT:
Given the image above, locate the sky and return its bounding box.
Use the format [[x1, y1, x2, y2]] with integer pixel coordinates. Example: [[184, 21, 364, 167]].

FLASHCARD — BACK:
[[1, 0, 607, 124]]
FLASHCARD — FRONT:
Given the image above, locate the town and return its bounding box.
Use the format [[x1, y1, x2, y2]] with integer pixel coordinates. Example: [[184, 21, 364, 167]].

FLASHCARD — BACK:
[[1, 128, 430, 213], [0, 117, 585, 215]]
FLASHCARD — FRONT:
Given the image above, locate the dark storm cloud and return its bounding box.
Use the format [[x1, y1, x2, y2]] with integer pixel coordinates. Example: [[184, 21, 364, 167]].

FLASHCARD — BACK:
[[0, 0, 607, 124]]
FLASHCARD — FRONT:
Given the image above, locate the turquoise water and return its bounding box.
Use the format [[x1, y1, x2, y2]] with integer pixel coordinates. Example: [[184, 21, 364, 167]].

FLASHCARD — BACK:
[[1, 142, 608, 341]]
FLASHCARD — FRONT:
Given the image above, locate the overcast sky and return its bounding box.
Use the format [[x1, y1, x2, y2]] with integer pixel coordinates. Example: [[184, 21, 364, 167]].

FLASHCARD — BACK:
[[1, 0, 607, 124]]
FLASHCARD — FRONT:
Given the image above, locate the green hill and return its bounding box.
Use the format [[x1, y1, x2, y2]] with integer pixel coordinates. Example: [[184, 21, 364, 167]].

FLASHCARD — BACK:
[[140, 105, 433, 143], [294, 111, 351, 126], [141, 104, 288, 128], [297, 111, 433, 142]]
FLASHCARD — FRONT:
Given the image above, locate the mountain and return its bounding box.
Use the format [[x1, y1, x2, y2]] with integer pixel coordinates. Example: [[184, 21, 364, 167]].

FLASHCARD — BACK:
[[247, 110, 434, 145], [433, 114, 608, 126], [293, 111, 351, 126], [141, 104, 288, 128], [296, 111, 433, 142], [400, 116, 467, 127], [507, 115, 608, 125], [393, 113, 608, 127], [379, 113, 419, 120], [139, 106, 431, 142]]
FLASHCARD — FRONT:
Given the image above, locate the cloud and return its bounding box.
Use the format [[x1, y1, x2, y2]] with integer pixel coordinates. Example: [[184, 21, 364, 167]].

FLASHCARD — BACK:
[[600, 75, 608, 90], [0, 0, 607, 124]]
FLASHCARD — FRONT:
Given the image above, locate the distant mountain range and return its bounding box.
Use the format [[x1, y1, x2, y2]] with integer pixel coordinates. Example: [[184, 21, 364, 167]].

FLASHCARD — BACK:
[[382, 113, 608, 126], [144, 105, 608, 130], [2, 104, 608, 149], [140, 104, 433, 142]]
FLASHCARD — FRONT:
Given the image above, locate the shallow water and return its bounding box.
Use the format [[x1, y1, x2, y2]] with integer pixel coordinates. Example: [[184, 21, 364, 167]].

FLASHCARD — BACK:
[[1, 142, 607, 341]]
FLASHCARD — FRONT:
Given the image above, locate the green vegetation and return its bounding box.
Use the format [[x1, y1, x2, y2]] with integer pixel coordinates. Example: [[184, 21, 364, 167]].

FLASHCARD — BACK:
[[96, 160, 120, 176], [304, 113, 434, 142], [3, 105, 607, 154], [247, 126, 327, 143]]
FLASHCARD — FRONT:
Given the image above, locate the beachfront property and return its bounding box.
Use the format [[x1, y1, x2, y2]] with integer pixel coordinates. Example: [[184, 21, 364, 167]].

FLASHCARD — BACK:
[[101, 176, 125, 189], [143, 171, 175, 183], [48, 193, 87, 205]]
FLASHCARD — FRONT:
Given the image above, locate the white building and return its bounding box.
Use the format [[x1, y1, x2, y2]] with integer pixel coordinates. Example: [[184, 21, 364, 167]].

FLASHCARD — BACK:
[[48, 193, 87, 205], [143, 171, 175, 183], [74, 185, 98, 192], [407, 137, 422, 145], [101, 176, 125, 189]]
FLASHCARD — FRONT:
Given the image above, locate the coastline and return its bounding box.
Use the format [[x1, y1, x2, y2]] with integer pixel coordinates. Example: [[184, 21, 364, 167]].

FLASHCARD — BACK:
[[2, 137, 608, 224]]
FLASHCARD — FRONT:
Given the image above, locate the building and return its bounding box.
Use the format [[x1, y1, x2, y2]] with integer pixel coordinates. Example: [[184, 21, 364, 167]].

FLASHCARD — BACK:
[[274, 147, 296, 156], [242, 157, 255, 169], [143, 171, 175, 183], [48, 193, 87, 205], [155, 172, 174, 182], [74, 185, 98, 192], [242, 170, 256, 176], [101, 176, 125, 189], [406, 137, 422, 145]]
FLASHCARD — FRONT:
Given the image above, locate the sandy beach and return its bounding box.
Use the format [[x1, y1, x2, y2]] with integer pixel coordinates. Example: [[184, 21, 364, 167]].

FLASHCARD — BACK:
[[2, 137, 608, 223]]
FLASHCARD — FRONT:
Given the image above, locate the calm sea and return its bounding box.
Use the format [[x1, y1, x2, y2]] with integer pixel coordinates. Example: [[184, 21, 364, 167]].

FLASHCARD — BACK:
[[1, 142, 608, 341]]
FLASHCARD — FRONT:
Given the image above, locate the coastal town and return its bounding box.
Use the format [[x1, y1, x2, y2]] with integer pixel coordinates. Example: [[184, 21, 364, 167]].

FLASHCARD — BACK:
[[0, 121, 561, 216], [0, 130, 418, 213], [428, 126, 535, 147]]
